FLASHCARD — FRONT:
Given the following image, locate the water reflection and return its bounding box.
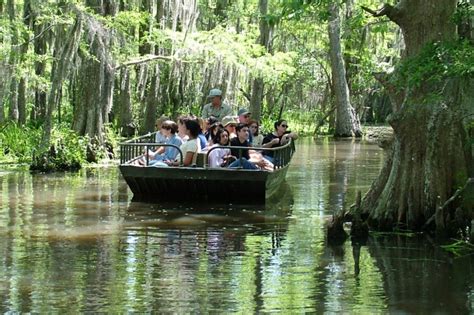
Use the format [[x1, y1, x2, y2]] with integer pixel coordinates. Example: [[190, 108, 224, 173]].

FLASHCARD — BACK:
[[0, 138, 472, 313], [290, 137, 384, 215]]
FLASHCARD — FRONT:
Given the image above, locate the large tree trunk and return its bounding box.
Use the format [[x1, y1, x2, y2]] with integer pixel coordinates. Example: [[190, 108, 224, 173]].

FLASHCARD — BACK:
[[143, 66, 160, 133], [139, 1, 158, 133], [0, 0, 6, 123], [42, 8, 82, 150], [6, 0, 18, 122], [32, 14, 48, 122], [360, 0, 473, 234], [116, 68, 134, 137], [17, 0, 32, 126], [72, 53, 109, 144], [327, 2, 362, 138], [72, 1, 115, 145], [250, 0, 272, 122], [0, 59, 7, 124]]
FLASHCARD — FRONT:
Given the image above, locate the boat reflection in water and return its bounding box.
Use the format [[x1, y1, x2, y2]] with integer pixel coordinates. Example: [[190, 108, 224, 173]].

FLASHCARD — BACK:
[[124, 182, 294, 231]]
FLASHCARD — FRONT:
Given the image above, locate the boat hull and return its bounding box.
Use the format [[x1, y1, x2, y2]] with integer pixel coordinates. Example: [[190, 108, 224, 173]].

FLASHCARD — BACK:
[[119, 165, 289, 204]]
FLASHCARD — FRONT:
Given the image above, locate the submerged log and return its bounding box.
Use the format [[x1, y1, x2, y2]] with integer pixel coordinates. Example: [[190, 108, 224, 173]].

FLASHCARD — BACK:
[[351, 190, 369, 241], [326, 212, 348, 246]]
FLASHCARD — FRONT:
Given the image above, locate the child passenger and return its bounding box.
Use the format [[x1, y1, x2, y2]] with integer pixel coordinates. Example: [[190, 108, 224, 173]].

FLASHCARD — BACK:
[[155, 115, 169, 143], [148, 120, 183, 166]]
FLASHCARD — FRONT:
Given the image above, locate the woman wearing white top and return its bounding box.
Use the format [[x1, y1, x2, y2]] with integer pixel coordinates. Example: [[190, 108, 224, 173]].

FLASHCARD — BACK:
[[208, 128, 233, 168], [177, 115, 190, 142], [166, 119, 200, 167], [249, 119, 264, 147]]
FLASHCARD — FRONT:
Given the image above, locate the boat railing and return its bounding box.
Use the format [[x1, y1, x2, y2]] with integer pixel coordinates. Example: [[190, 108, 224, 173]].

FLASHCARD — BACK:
[[268, 139, 295, 169], [120, 142, 184, 166], [120, 132, 185, 166], [120, 134, 295, 170], [205, 139, 295, 170]]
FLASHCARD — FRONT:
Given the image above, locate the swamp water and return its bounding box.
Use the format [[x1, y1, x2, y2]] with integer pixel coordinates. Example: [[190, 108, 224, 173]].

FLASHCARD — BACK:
[[0, 138, 472, 313]]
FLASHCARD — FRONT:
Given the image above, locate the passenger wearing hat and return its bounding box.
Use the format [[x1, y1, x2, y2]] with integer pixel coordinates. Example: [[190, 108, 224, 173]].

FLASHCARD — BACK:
[[221, 115, 239, 139], [237, 108, 251, 124], [237, 108, 253, 144], [201, 88, 233, 122]]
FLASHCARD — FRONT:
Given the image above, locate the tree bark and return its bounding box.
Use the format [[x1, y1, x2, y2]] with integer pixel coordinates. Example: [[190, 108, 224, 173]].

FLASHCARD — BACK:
[[327, 2, 362, 138], [32, 15, 48, 122], [72, 1, 116, 145], [42, 10, 83, 150], [140, 0, 161, 133], [6, 0, 18, 122], [143, 66, 160, 133], [17, 0, 32, 125], [139, 0, 151, 55], [250, 0, 272, 121], [0, 0, 8, 124], [116, 68, 134, 137], [360, 0, 473, 234], [250, 78, 264, 121]]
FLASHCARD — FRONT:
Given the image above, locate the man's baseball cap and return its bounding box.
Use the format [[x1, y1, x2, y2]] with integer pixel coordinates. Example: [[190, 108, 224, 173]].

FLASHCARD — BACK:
[[237, 108, 251, 116], [207, 88, 222, 98]]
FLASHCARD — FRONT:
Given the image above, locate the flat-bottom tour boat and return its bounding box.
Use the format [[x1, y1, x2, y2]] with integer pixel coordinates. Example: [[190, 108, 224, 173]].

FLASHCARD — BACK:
[[119, 133, 295, 204]]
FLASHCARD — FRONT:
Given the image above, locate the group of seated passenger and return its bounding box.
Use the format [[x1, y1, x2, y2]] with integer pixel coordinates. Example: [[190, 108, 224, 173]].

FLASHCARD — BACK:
[[133, 110, 297, 170]]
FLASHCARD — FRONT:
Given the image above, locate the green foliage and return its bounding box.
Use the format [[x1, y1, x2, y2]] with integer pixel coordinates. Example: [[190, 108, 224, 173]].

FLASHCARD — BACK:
[[440, 239, 474, 257], [370, 230, 417, 237], [51, 125, 89, 166], [395, 40, 474, 89], [452, 0, 474, 24], [0, 0, 410, 164], [0, 123, 43, 163], [280, 0, 326, 21], [0, 122, 89, 171], [259, 108, 320, 136]]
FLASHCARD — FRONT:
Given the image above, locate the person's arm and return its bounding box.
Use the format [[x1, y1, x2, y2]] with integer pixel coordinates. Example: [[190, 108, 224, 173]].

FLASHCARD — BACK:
[[208, 149, 219, 167], [167, 140, 198, 166], [182, 152, 195, 166], [281, 132, 298, 144], [289, 132, 298, 140], [155, 146, 165, 155], [261, 138, 280, 148], [166, 151, 194, 166]]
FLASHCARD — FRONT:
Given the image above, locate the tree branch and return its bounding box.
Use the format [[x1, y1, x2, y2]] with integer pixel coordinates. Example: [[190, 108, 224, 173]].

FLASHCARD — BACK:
[[361, 4, 402, 25], [116, 54, 194, 69], [239, 87, 251, 102], [423, 178, 474, 230], [12, 24, 55, 47], [373, 71, 405, 112]]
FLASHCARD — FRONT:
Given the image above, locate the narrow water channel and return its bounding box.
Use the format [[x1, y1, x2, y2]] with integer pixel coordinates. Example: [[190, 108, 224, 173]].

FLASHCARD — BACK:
[[0, 138, 472, 313]]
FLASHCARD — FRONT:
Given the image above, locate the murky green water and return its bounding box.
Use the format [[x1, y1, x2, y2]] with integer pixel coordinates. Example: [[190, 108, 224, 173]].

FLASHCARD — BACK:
[[0, 138, 472, 313]]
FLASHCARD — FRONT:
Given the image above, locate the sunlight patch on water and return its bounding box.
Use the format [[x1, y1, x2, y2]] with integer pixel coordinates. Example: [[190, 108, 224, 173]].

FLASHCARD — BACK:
[[43, 221, 124, 241]]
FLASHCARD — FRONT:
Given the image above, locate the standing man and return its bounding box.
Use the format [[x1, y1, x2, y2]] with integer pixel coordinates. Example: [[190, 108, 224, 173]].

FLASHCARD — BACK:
[[201, 88, 233, 122]]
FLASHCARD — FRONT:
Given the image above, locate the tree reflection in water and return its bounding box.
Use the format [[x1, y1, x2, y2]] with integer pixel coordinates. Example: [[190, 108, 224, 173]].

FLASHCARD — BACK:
[[0, 139, 472, 313]]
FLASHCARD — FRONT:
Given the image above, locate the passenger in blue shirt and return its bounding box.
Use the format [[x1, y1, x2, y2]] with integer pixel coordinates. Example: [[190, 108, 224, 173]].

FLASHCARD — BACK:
[[149, 120, 183, 166], [196, 117, 208, 150], [155, 115, 169, 143]]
